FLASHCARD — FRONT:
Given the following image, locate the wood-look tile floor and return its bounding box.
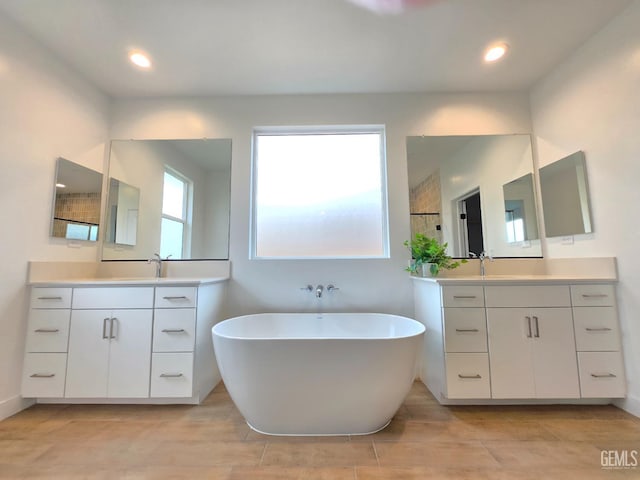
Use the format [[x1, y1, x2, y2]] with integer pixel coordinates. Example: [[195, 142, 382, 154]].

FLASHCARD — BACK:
[[1, 382, 639, 479]]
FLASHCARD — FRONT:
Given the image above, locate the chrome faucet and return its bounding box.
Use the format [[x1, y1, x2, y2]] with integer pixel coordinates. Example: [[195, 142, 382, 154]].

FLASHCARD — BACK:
[[315, 285, 324, 298], [478, 251, 492, 277], [148, 253, 171, 278]]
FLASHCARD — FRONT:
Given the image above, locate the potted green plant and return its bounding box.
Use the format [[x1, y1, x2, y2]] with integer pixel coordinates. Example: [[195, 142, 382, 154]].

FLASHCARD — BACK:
[[404, 234, 467, 277]]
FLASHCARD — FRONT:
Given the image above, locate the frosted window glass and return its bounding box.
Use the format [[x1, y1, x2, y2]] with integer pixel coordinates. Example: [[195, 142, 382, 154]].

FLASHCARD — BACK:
[[162, 171, 185, 219], [253, 130, 388, 258], [160, 218, 184, 259]]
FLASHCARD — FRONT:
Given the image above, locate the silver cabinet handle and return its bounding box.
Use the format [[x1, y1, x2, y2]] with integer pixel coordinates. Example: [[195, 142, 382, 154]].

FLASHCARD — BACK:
[[582, 294, 608, 298], [586, 327, 612, 332], [455, 328, 479, 333], [161, 328, 186, 333], [525, 316, 532, 338], [591, 373, 616, 378], [37, 296, 63, 300], [109, 317, 117, 339], [453, 295, 477, 299], [163, 296, 188, 300], [160, 373, 184, 378], [102, 317, 110, 339], [458, 374, 482, 379], [533, 316, 540, 338], [34, 328, 60, 333], [30, 373, 55, 378]]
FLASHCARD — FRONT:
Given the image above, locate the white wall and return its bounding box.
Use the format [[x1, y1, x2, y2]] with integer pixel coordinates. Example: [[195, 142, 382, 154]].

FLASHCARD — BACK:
[[110, 93, 531, 317], [530, 0, 640, 415], [0, 14, 110, 418]]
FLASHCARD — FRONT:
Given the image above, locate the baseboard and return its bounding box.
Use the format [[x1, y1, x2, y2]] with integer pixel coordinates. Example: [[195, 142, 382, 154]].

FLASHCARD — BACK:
[[614, 394, 640, 418], [0, 395, 34, 421]]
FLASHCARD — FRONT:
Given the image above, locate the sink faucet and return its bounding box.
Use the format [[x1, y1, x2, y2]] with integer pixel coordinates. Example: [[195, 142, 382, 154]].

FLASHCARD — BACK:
[[478, 251, 492, 277], [148, 253, 171, 278], [315, 285, 324, 298]]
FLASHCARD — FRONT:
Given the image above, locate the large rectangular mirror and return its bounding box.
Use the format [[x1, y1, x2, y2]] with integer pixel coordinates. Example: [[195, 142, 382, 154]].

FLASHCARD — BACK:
[[407, 134, 542, 258], [539, 150, 592, 237], [102, 139, 232, 260], [51, 158, 103, 242]]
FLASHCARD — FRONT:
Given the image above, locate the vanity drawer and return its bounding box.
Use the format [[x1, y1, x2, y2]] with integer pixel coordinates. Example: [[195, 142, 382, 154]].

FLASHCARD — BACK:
[[150, 353, 194, 397], [573, 307, 621, 352], [571, 284, 615, 307], [485, 285, 570, 308], [72, 287, 154, 309], [443, 308, 487, 353], [153, 309, 196, 352], [21, 353, 67, 398], [445, 353, 491, 399], [155, 287, 197, 309], [577, 352, 625, 398], [442, 286, 485, 308], [25, 309, 71, 353], [30, 288, 72, 309]]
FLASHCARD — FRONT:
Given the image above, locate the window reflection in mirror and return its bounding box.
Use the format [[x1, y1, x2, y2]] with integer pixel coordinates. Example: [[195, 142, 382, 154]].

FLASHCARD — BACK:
[[102, 139, 231, 261], [539, 151, 592, 237], [105, 178, 140, 246], [407, 134, 542, 258], [51, 158, 103, 242], [503, 173, 539, 243]]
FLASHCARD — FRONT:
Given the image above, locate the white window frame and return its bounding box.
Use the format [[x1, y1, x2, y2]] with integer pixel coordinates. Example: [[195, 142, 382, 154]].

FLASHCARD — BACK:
[[250, 125, 390, 260], [161, 167, 193, 259]]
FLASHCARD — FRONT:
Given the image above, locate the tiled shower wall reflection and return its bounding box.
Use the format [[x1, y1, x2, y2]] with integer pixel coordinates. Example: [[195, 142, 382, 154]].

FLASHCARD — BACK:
[[52, 192, 101, 237], [409, 169, 442, 242]]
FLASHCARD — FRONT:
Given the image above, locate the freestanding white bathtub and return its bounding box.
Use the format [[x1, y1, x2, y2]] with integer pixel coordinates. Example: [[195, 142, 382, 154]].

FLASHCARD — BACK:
[[211, 313, 425, 436]]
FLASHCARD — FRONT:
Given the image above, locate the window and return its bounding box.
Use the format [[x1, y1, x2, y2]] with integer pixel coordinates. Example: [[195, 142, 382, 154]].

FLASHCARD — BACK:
[[251, 126, 389, 258], [161, 169, 192, 259]]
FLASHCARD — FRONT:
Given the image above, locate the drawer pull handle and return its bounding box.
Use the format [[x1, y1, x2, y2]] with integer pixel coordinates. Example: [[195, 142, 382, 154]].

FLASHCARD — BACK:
[[37, 296, 63, 300], [582, 294, 608, 298], [102, 317, 110, 339], [585, 327, 612, 332], [453, 295, 477, 299], [161, 329, 186, 333], [458, 374, 482, 379], [30, 373, 55, 378], [163, 296, 189, 300], [455, 328, 479, 333], [160, 373, 184, 378], [34, 328, 60, 333], [525, 316, 532, 338], [591, 373, 616, 378], [533, 316, 540, 338]]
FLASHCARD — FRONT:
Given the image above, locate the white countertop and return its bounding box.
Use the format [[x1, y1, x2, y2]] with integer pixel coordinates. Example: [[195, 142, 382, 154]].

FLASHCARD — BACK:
[[29, 276, 229, 287], [411, 274, 617, 285]]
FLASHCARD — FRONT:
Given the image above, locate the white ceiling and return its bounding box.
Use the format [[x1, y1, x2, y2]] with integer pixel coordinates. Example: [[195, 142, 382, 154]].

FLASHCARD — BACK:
[[0, 0, 631, 98]]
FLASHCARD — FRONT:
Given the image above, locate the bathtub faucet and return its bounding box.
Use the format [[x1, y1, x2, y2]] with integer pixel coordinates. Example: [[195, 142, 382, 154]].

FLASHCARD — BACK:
[[315, 285, 324, 298]]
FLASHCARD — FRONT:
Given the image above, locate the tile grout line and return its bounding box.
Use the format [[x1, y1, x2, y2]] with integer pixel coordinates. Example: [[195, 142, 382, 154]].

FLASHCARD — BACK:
[[257, 441, 268, 467]]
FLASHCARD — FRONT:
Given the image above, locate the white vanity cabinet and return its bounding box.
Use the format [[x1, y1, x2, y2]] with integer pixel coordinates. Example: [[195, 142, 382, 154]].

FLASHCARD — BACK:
[[485, 286, 580, 399], [413, 276, 624, 404], [22, 278, 228, 405], [21, 288, 72, 398], [65, 287, 154, 398]]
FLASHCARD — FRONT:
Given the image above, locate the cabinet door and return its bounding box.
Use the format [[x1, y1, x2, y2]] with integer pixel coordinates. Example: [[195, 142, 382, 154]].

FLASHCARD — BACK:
[[531, 308, 580, 398], [65, 310, 111, 398], [107, 309, 153, 398], [487, 308, 535, 398]]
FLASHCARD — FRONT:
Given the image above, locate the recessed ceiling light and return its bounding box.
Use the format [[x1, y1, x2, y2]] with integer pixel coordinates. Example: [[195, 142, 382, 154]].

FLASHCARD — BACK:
[[484, 43, 508, 63], [129, 51, 152, 69]]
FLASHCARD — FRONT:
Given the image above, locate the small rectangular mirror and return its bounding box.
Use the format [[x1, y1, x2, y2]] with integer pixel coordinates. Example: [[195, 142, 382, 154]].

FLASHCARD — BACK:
[[51, 158, 103, 242], [539, 151, 593, 237], [503, 173, 539, 243], [105, 178, 140, 246]]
